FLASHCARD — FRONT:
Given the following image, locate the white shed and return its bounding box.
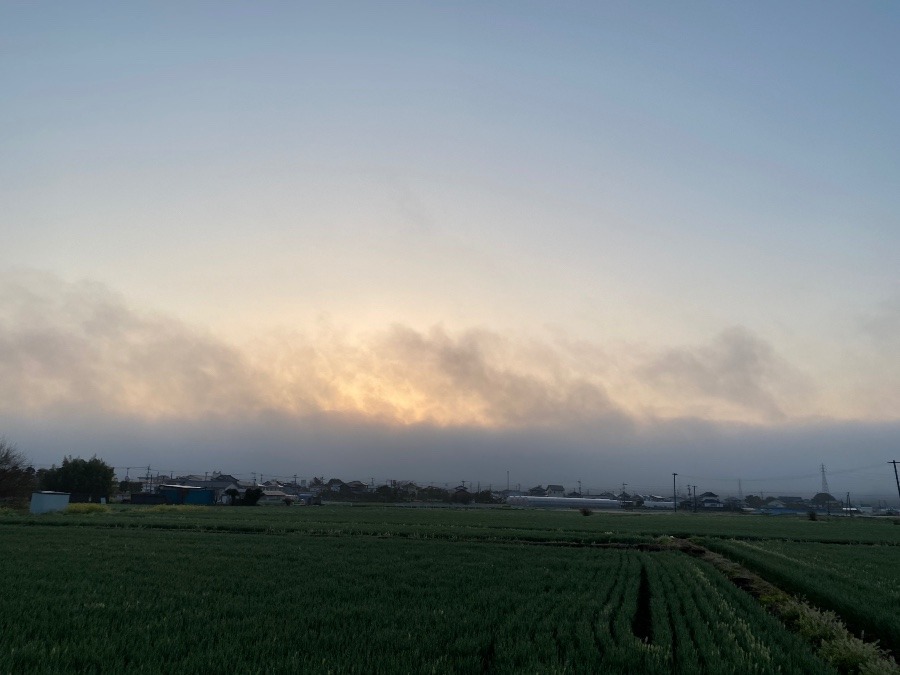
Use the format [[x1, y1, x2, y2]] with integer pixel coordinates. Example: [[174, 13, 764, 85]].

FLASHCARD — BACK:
[[30, 491, 70, 514]]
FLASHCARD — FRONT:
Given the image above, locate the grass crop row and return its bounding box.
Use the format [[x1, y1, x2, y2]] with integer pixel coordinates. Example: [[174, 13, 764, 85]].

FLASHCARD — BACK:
[[3, 504, 898, 545], [0, 524, 831, 674], [703, 538, 900, 655], [642, 552, 834, 674]]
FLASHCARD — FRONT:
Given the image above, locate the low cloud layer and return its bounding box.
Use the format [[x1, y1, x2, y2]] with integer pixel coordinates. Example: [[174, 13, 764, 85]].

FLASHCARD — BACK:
[[2, 272, 899, 497], [0, 272, 819, 428], [639, 326, 810, 421], [0, 271, 266, 418]]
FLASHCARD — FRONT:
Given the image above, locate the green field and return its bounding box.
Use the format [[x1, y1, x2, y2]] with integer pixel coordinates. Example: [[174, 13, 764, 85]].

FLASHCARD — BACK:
[[704, 538, 900, 655], [0, 505, 896, 673], [3, 504, 898, 544]]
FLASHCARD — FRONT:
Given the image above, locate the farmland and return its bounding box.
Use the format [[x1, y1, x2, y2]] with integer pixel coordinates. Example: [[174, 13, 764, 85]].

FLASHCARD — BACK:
[[0, 505, 896, 673], [3, 503, 897, 543], [703, 538, 900, 655]]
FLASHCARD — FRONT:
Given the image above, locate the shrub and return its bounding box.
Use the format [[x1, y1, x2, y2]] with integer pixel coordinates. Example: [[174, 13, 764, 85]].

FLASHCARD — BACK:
[[579, 508, 593, 516], [819, 634, 896, 674], [792, 604, 842, 643]]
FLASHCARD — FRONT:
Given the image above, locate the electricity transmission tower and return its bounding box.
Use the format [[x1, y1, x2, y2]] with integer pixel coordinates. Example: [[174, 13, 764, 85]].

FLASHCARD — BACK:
[[820, 464, 830, 494], [889, 461, 900, 503]]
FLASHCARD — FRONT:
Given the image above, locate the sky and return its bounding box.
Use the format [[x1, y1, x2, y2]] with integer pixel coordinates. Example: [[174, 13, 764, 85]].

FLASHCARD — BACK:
[[2, 2, 899, 500]]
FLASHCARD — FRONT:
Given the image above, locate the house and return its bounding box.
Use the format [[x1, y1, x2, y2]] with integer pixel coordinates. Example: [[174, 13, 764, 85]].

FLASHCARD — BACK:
[[345, 480, 368, 495], [497, 488, 523, 499], [210, 473, 240, 484], [158, 484, 215, 506], [450, 485, 472, 504], [546, 485, 565, 497], [722, 496, 743, 510], [174, 474, 244, 503], [697, 491, 724, 509], [778, 496, 807, 506]]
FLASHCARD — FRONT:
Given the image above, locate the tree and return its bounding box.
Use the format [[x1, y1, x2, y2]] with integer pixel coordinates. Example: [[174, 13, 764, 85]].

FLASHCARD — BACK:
[[119, 480, 143, 494], [41, 455, 115, 499], [472, 490, 498, 504], [450, 489, 472, 504], [744, 494, 766, 509], [240, 487, 263, 506], [418, 485, 449, 502], [374, 484, 397, 502], [0, 439, 35, 508]]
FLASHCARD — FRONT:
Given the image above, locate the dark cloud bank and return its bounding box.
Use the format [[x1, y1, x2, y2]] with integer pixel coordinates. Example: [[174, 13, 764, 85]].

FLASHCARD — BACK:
[[6, 410, 899, 498], [2, 272, 898, 498]]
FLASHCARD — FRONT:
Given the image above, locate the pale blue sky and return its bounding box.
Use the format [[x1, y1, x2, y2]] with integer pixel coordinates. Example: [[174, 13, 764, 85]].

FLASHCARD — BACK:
[[2, 2, 899, 494]]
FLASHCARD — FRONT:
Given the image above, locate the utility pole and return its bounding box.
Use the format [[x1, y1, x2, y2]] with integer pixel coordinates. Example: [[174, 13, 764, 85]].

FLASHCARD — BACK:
[[672, 473, 678, 512], [578, 480, 582, 495], [889, 461, 900, 505], [507, 471, 510, 492]]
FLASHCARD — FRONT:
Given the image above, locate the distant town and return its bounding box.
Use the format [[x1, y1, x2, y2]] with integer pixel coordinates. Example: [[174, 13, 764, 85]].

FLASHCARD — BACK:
[[114, 471, 898, 515]]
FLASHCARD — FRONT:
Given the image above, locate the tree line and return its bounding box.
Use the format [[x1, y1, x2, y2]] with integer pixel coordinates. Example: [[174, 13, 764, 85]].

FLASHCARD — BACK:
[[0, 439, 115, 508]]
